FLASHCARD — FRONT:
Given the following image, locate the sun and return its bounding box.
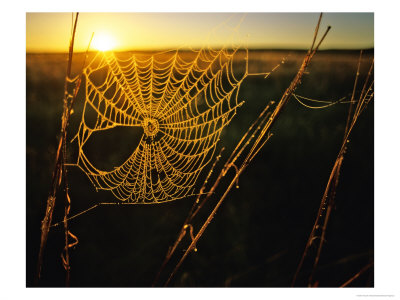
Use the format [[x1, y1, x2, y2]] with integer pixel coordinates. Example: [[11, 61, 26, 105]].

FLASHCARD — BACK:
[[92, 33, 116, 52]]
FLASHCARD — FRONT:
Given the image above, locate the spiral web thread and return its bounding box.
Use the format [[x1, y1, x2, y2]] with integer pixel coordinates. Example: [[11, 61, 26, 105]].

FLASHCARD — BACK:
[[73, 47, 250, 203]]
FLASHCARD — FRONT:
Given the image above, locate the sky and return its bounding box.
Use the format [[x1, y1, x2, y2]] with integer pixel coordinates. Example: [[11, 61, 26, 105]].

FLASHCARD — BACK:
[[26, 12, 374, 52]]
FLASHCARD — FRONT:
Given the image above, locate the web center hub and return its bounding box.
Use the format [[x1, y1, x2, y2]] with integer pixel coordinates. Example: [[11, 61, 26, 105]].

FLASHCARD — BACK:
[[142, 118, 159, 137]]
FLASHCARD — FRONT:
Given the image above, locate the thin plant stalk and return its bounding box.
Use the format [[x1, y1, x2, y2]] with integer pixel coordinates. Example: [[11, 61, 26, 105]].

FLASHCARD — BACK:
[[152, 94, 277, 286], [340, 261, 374, 287], [35, 12, 80, 286], [291, 52, 374, 287], [152, 147, 225, 286], [308, 62, 374, 287], [161, 13, 331, 286]]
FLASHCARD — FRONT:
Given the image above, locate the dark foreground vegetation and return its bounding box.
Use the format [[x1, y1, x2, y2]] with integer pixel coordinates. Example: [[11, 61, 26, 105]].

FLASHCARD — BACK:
[[27, 48, 373, 287]]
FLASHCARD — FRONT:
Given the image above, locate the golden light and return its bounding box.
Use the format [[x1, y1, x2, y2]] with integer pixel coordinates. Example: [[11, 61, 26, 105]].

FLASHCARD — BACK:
[[92, 33, 116, 51]]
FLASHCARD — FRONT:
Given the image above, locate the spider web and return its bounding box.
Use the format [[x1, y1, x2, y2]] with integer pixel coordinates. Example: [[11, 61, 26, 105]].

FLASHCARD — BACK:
[[73, 47, 249, 203]]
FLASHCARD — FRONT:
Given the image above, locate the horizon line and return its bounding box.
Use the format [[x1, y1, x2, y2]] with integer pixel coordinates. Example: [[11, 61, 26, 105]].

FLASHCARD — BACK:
[[26, 47, 375, 55]]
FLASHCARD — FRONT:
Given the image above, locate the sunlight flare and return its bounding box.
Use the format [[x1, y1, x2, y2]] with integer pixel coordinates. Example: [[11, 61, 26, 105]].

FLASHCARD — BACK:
[[92, 33, 116, 51]]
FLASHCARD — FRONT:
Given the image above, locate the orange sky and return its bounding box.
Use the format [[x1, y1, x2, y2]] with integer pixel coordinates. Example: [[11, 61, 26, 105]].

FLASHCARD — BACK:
[[26, 13, 374, 52]]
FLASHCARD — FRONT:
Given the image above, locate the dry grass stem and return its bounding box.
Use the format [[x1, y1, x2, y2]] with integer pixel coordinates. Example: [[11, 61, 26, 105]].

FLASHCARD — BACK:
[[340, 261, 374, 287], [36, 12, 81, 286], [291, 51, 374, 287], [158, 13, 331, 287]]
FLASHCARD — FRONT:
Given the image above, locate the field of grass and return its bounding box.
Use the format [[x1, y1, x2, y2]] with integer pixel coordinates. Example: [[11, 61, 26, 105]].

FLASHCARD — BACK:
[[26, 49, 374, 287]]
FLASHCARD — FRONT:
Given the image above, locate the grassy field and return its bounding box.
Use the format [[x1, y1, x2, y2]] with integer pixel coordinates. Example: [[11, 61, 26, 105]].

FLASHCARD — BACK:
[[26, 49, 374, 287]]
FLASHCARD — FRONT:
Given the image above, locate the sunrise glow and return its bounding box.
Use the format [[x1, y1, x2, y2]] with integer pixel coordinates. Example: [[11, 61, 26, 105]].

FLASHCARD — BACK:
[[26, 13, 374, 53], [92, 33, 116, 51]]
